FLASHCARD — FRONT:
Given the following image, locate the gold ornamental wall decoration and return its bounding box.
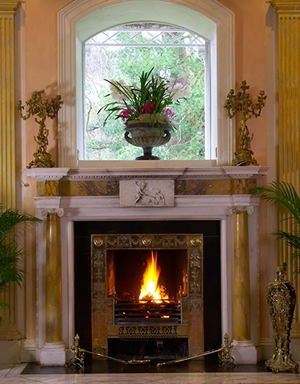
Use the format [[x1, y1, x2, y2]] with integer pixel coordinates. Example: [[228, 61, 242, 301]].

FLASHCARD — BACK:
[[224, 81, 267, 166], [17, 90, 63, 168]]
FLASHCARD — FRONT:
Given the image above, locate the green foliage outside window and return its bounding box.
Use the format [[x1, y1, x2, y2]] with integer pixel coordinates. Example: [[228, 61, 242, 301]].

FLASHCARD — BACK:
[[84, 33, 206, 160]]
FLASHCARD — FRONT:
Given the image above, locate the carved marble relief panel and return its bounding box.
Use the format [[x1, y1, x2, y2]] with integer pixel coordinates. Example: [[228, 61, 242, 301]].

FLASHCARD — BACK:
[[119, 180, 174, 207]]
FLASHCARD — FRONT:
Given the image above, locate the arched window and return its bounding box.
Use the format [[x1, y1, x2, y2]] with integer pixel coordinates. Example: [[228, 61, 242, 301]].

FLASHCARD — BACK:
[[58, 0, 234, 167], [83, 24, 209, 160]]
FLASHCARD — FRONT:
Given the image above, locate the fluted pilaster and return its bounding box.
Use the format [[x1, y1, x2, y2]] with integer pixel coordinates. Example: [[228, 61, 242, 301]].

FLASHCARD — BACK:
[[0, 0, 20, 208], [271, 0, 300, 335], [0, 0, 21, 340]]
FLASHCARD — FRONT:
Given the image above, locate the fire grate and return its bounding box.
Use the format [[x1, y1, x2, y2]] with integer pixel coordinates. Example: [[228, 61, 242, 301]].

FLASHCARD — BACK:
[[114, 299, 181, 324]]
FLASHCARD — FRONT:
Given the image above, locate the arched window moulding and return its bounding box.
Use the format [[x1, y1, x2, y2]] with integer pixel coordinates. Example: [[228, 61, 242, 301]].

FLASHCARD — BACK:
[[58, 0, 235, 167]]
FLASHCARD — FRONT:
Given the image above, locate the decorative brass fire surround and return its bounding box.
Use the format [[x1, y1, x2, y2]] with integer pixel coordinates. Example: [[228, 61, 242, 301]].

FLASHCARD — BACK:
[[91, 233, 203, 356]]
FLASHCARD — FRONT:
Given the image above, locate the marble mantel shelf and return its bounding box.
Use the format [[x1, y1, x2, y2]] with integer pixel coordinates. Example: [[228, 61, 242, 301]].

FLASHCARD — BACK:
[[26, 165, 268, 181]]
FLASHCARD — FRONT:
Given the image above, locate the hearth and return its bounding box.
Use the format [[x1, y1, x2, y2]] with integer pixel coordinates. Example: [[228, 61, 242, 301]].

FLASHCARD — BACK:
[[74, 220, 221, 360]]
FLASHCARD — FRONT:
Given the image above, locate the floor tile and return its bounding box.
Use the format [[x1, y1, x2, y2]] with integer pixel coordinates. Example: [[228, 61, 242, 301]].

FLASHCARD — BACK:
[[0, 363, 299, 384]]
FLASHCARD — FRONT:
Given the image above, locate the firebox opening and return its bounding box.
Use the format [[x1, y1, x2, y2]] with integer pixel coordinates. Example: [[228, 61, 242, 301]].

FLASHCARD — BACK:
[[107, 338, 188, 360], [74, 220, 221, 355], [107, 249, 188, 300]]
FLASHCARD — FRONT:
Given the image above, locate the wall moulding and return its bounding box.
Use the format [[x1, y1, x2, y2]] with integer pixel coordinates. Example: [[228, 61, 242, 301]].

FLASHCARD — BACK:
[[270, 0, 300, 11], [57, 0, 235, 167], [27, 166, 268, 182], [0, 1, 21, 13]]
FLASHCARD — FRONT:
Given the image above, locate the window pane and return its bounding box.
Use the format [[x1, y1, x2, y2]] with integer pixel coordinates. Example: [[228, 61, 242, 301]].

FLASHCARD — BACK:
[[84, 25, 208, 160]]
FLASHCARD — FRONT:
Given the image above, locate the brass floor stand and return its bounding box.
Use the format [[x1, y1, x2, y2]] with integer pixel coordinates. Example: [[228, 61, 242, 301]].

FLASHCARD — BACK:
[[265, 264, 299, 373]]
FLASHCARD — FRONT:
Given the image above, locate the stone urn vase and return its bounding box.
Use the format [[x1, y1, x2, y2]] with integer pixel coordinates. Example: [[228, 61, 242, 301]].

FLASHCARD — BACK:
[[265, 263, 299, 373], [124, 114, 172, 160]]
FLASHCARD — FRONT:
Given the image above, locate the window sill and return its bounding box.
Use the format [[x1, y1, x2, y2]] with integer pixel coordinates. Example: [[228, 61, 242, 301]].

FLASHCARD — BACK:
[[77, 159, 218, 169]]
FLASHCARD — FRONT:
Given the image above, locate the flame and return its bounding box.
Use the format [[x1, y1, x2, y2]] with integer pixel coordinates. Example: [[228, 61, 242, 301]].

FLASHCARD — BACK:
[[139, 251, 169, 302]]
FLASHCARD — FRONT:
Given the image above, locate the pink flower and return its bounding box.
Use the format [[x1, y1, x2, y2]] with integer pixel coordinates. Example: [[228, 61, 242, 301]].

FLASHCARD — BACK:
[[121, 110, 130, 116], [141, 102, 155, 113], [120, 109, 134, 121], [162, 108, 176, 117]]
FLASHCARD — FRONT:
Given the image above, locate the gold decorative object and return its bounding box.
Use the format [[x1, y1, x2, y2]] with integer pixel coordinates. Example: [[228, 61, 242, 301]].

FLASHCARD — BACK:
[[91, 233, 203, 356], [17, 90, 63, 168], [224, 80, 267, 166], [142, 236, 152, 247], [190, 238, 202, 247], [67, 334, 85, 370], [93, 236, 104, 247], [265, 263, 299, 373], [218, 333, 235, 368]]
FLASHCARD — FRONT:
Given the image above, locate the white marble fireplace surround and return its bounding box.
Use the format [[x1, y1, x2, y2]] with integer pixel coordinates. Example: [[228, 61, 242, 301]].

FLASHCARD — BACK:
[[26, 165, 268, 366]]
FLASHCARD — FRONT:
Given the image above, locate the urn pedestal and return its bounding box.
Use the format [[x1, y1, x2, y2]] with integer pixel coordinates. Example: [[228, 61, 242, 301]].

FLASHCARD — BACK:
[[124, 123, 171, 160]]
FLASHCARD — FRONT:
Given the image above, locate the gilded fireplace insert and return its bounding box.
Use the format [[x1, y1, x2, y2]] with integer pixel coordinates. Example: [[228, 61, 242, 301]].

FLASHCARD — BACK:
[[91, 233, 203, 358]]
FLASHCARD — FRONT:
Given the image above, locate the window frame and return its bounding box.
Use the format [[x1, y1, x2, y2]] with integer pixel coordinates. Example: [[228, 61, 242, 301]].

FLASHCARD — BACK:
[[58, 0, 235, 167], [82, 25, 210, 161]]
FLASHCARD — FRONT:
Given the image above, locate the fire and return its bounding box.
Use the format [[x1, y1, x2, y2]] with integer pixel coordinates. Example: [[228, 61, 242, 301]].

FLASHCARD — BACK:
[[139, 251, 169, 302]]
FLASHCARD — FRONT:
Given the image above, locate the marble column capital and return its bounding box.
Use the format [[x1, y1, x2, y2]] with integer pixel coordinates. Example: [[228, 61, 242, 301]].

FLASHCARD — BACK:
[[41, 208, 64, 219], [230, 206, 254, 216]]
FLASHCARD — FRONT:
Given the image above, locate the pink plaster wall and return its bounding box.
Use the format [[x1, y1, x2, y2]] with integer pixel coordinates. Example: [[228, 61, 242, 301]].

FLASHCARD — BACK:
[[24, 0, 71, 168], [22, 0, 71, 342], [219, 0, 268, 166], [21, 0, 271, 343], [23, 0, 268, 167]]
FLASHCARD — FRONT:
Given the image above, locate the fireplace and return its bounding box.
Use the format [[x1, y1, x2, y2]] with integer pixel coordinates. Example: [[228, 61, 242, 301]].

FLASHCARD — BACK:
[[74, 220, 221, 360], [27, 165, 265, 366]]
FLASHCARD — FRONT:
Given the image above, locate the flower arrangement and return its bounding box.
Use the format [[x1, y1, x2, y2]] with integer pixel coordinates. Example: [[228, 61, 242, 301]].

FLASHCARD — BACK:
[[98, 68, 190, 129]]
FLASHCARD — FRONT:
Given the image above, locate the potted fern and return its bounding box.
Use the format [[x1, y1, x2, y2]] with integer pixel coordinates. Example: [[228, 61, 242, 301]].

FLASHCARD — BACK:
[[0, 204, 41, 322], [254, 181, 300, 272]]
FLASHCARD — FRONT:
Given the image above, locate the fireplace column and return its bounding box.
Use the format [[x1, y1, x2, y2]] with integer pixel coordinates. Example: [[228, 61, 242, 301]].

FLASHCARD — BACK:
[[26, 168, 69, 365], [231, 205, 257, 364], [40, 207, 65, 365]]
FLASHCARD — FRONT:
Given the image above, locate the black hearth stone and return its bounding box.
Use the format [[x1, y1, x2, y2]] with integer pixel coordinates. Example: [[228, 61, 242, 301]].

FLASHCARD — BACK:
[[21, 359, 266, 374]]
